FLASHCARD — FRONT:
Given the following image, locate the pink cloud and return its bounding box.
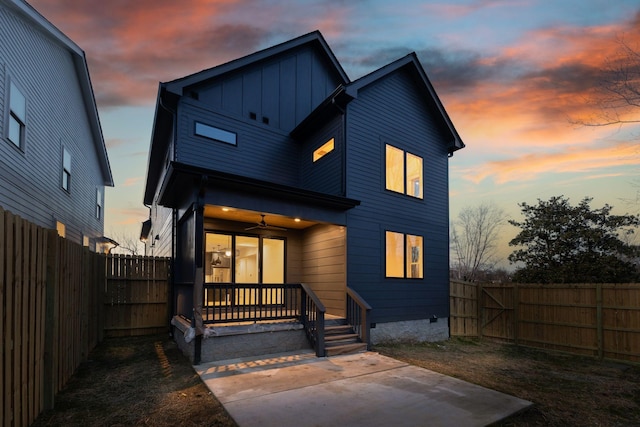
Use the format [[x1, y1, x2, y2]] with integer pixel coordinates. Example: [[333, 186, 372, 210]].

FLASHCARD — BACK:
[[463, 140, 639, 184]]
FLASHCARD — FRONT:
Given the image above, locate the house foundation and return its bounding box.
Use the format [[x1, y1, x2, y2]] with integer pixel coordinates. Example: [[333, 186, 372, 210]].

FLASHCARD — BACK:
[[171, 316, 310, 364], [370, 318, 449, 345]]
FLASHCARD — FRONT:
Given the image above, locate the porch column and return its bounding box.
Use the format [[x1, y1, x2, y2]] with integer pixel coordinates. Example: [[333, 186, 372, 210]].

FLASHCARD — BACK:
[[193, 204, 205, 363]]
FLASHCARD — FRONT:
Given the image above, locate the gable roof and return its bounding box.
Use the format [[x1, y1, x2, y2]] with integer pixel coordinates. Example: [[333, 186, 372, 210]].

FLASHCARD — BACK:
[[164, 30, 349, 96], [144, 31, 349, 205], [6, 0, 113, 186], [345, 53, 465, 154]]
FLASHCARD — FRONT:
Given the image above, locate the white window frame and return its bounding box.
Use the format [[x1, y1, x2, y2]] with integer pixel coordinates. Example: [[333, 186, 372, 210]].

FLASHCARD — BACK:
[[62, 147, 71, 192], [7, 80, 26, 149], [96, 187, 102, 219]]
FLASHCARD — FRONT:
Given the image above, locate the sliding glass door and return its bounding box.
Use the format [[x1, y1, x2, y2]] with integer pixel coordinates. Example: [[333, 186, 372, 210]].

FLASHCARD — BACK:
[[205, 232, 285, 305]]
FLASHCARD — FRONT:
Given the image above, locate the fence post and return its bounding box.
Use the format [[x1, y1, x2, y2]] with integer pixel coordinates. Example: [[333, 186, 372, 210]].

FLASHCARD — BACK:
[[513, 284, 519, 345], [43, 229, 59, 410], [596, 283, 603, 360], [477, 282, 483, 338]]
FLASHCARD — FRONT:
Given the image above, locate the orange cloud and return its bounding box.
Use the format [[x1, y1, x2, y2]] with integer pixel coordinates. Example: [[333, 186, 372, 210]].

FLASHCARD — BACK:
[[462, 140, 639, 184]]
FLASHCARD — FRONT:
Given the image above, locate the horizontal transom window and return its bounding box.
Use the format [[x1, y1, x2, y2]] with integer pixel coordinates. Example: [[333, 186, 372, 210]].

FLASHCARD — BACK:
[[195, 122, 237, 146]]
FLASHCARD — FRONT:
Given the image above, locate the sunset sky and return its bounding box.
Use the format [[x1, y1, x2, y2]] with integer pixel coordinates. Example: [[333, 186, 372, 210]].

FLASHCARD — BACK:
[[28, 0, 640, 266]]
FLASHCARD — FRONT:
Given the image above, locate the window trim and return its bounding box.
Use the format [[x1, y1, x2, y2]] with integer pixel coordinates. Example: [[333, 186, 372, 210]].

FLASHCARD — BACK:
[[313, 138, 335, 162], [385, 144, 423, 199], [96, 187, 102, 219], [385, 230, 424, 279], [62, 147, 71, 192], [7, 80, 26, 150], [194, 121, 237, 146]]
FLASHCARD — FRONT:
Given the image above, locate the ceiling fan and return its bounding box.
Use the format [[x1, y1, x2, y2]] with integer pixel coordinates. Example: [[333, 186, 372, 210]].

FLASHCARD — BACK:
[[245, 214, 287, 231]]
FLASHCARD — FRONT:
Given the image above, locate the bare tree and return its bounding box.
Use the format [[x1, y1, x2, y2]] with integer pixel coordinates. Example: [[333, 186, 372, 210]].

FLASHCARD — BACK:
[[107, 230, 144, 255], [574, 37, 640, 128], [451, 202, 507, 281]]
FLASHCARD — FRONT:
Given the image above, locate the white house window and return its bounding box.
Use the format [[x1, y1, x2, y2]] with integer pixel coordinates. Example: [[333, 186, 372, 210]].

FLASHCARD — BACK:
[[62, 148, 71, 192], [385, 231, 423, 279], [385, 144, 423, 199], [195, 122, 236, 145], [96, 187, 102, 219], [313, 138, 334, 162], [8, 81, 26, 149]]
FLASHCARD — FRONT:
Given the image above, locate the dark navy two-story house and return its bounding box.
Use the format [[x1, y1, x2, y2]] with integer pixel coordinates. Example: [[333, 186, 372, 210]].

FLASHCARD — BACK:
[[143, 31, 464, 360]]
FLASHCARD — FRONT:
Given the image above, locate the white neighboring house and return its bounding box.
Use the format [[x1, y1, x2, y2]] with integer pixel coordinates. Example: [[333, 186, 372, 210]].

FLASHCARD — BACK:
[[0, 0, 114, 252]]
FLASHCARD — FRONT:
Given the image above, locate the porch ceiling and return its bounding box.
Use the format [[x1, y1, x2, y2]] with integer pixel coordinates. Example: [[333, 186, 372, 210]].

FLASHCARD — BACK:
[[204, 205, 316, 230]]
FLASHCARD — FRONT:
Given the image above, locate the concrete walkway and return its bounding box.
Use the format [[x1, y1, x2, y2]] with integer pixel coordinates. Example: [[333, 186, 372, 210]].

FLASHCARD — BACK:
[[196, 350, 532, 427]]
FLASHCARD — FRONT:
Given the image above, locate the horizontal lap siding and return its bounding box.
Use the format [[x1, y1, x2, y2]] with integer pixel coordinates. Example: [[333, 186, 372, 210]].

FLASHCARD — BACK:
[[0, 5, 106, 245], [300, 115, 344, 195], [177, 101, 301, 187], [345, 69, 451, 323], [302, 224, 346, 316]]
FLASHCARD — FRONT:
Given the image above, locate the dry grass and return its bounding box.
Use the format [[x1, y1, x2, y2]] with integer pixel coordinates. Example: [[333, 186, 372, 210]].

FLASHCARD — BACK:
[[375, 337, 640, 426], [32, 334, 237, 427]]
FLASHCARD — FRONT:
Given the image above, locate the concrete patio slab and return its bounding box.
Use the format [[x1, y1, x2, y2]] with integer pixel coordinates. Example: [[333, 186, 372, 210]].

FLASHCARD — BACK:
[[196, 350, 532, 427]]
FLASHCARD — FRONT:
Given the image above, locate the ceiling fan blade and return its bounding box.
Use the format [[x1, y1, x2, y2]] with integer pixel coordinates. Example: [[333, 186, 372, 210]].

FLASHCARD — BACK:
[[244, 225, 260, 231], [265, 225, 287, 231]]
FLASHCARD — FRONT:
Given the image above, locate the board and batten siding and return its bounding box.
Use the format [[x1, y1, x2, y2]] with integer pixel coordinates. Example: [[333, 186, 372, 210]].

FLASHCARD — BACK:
[[302, 224, 346, 316], [176, 100, 301, 188], [0, 3, 106, 246], [195, 46, 343, 133], [345, 68, 451, 324]]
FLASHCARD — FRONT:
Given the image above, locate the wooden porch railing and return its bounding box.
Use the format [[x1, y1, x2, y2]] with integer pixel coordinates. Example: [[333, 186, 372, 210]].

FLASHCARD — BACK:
[[300, 283, 326, 357], [346, 286, 372, 349], [202, 283, 301, 323]]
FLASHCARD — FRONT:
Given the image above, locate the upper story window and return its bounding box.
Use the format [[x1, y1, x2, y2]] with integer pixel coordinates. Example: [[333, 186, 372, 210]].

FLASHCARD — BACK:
[[8, 81, 26, 149], [195, 121, 236, 146], [385, 144, 423, 199], [62, 148, 71, 192], [313, 138, 334, 162], [96, 187, 102, 219], [385, 231, 423, 279]]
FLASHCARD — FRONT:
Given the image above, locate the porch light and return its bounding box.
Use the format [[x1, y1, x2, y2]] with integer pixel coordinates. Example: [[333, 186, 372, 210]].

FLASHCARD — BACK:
[[294, 218, 301, 222]]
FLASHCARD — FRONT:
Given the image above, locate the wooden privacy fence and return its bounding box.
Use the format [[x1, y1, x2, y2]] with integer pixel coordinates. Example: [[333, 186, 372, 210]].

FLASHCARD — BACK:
[[450, 280, 640, 363], [105, 255, 170, 337], [1, 207, 171, 426]]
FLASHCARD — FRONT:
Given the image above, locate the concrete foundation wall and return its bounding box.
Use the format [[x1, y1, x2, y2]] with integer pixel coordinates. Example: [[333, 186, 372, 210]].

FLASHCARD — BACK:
[[172, 316, 310, 363], [370, 318, 449, 345]]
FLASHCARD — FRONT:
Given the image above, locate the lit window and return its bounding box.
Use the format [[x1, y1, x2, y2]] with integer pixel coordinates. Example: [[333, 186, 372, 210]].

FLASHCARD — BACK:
[[8, 82, 26, 149], [385, 145, 404, 193], [195, 122, 236, 145], [96, 188, 102, 219], [62, 148, 71, 192], [313, 138, 334, 162], [406, 153, 423, 198], [385, 231, 404, 278], [386, 231, 423, 279], [83, 235, 90, 247], [385, 144, 423, 199], [56, 221, 66, 238]]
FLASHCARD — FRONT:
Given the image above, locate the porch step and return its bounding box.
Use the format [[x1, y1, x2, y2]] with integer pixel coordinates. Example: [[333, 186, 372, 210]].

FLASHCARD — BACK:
[[322, 318, 367, 357]]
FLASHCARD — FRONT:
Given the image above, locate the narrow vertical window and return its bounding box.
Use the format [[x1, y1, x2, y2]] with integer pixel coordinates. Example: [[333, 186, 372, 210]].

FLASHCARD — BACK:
[[385, 145, 404, 193], [406, 234, 423, 278], [62, 148, 71, 192], [406, 153, 423, 199], [56, 221, 66, 238], [96, 188, 102, 219], [8, 82, 26, 149], [385, 231, 404, 278]]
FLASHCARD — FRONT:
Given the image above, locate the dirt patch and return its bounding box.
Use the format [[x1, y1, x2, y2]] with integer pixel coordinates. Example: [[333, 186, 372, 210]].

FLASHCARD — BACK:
[[32, 334, 237, 427], [374, 337, 640, 426]]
